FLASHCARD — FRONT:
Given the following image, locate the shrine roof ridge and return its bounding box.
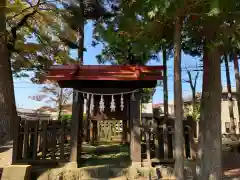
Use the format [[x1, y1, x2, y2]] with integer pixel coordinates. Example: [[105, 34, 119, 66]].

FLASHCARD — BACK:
[[45, 64, 164, 81], [48, 64, 164, 70]]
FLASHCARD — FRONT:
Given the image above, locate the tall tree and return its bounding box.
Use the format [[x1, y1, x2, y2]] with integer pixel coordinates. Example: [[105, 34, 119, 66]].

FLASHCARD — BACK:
[[162, 48, 169, 160], [182, 1, 240, 178], [63, 0, 115, 162], [224, 54, 236, 136], [199, 38, 222, 180], [173, 14, 184, 180], [0, 0, 79, 141], [0, 0, 15, 142]]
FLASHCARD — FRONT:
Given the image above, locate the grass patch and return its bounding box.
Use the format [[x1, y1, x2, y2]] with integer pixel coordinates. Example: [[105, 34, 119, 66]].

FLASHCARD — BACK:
[[79, 143, 130, 168]]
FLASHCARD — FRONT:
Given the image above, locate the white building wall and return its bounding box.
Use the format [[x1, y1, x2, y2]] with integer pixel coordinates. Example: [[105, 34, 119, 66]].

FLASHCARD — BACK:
[[221, 100, 240, 134]]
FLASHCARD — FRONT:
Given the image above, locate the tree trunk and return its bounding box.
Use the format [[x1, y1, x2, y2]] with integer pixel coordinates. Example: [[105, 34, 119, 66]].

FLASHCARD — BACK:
[[85, 94, 91, 142], [173, 16, 184, 180], [162, 48, 169, 159], [72, 0, 85, 158], [57, 88, 63, 120], [0, 0, 18, 143], [224, 54, 236, 136], [163, 48, 168, 119], [197, 46, 222, 180], [233, 52, 240, 123]]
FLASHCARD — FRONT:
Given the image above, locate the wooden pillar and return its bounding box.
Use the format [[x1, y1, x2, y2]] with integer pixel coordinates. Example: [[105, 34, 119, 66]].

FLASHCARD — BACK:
[[126, 99, 130, 143], [85, 95, 91, 142], [90, 120, 93, 142], [189, 127, 196, 160], [93, 121, 98, 142], [130, 93, 141, 165], [143, 117, 151, 167], [183, 127, 187, 158], [154, 120, 160, 160], [163, 122, 169, 159], [122, 120, 128, 143], [69, 91, 84, 166], [172, 127, 175, 159]]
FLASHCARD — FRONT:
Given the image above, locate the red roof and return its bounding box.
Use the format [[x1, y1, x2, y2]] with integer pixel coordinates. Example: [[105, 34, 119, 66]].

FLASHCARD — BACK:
[[45, 65, 164, 81]]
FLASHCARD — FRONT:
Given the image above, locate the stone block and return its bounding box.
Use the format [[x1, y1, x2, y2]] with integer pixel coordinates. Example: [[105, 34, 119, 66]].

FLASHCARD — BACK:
[[79, 166, 110, 180], [1, 165, 31, 180]]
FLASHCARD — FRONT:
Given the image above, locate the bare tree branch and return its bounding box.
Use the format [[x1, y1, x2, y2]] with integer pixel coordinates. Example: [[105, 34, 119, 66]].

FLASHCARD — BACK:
[[183, 65, 200, 104]]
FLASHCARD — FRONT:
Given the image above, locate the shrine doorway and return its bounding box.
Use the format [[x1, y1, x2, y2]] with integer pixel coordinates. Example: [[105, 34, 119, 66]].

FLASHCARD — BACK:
[[80, 119, 130, 168], [96, 120, 123, 142], [79, 90, 132, 167]]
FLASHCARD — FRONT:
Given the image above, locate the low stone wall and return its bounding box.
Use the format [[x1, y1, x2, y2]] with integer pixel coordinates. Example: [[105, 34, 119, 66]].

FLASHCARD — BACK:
[[35, 165, 128, 180], [32, 165, 193, 180], [1, 165, 31, 180], [1, 161, 194, 180]]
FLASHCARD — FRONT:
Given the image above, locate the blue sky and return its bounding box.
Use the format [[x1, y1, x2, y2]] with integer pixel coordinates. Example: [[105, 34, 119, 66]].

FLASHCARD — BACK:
[[14, 22, 237, 109]]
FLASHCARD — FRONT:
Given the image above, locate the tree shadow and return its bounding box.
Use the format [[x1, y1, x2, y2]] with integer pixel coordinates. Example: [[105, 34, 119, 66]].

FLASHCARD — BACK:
[[0, 147, 11, 153], [0, 168, 2, 179], [79, 143, 130, 167], [222, 150, 240, 178], [30, 143, 131, 180], [0, 141, 12, 153]]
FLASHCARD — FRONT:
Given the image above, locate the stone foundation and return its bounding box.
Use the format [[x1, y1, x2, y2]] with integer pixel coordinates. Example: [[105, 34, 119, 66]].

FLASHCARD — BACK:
[[1, 165, 31, 180]]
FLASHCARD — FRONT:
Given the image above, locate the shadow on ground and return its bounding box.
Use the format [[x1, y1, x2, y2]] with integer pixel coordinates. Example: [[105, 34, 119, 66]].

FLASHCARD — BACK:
[[31, 143, 131, 180], [0, 168, 2, 179], [0, 141, 12, 153], [79, 143, 130, 167]]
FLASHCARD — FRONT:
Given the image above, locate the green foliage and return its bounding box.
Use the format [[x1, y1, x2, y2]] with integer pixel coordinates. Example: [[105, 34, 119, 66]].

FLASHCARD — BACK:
[[184, 103, 200, 121], [59, 113, 86, 121], [93, 0, 219, 64], [92, 1, 169, 65], [6, 0, 78, 81], [6, 0, 240, 80], [182, 1, 240, 57], [142, 88, 155, 103], [60, 114, 72, 121]]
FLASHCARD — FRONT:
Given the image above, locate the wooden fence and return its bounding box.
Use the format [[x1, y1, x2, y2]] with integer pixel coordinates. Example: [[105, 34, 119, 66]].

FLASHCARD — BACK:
[[12, 116, 196, 165], [141, 116, 196, 163], [96, 120, 123, 142], [13, 117, 71, 164]]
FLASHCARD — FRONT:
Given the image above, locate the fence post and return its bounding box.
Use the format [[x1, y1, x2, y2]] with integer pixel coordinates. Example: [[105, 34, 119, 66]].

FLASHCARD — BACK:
[[23, 120, 29, 160], [12, 116, 21, 164], [32, 121, 39, 160]]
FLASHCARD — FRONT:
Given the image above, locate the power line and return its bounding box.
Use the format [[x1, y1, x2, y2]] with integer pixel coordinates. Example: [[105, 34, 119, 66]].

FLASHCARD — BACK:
[[14, 81, 33, 84], [14, 87, 40, 89]]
